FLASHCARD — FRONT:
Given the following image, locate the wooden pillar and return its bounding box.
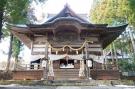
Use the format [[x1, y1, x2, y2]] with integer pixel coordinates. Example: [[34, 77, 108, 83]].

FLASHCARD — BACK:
[[42, 59, 47, 80], [110, 45, 115, 65], [31, 40, 34, 55], [43, 41, 48, 80], [85, 42, 89, 59], [85, 42, 89, 78], [100, 47, 104, 70], [45, 42, 48, 59], [48, 60, 54, 80], [48, 46, 54, 80], [103, 50, 107, 70], [79, 60, 85, 78], [113, 42, 118, 70]]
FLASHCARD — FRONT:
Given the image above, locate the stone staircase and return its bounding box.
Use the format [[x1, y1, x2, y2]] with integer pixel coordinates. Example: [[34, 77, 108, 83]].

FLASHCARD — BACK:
[[54, 69, 80, 80]]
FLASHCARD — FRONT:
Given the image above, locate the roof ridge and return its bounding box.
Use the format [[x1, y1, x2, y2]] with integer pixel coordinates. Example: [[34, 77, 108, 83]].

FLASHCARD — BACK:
[[45, 5, 89, 23]]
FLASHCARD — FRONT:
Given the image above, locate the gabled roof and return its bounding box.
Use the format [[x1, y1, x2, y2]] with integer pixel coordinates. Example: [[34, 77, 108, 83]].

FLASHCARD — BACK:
[[9, 4, 128, 50], [46, 4, 89, 23], [47, 13, 88, 22]]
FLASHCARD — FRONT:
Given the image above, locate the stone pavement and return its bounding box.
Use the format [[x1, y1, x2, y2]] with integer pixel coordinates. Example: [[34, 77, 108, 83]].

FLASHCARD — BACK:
[[0, 85, 135, 89]]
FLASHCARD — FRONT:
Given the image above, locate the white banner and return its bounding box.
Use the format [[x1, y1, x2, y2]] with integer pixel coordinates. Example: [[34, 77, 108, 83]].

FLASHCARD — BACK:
[[48, 54, 84, 60], [30, 54, 104, 63]]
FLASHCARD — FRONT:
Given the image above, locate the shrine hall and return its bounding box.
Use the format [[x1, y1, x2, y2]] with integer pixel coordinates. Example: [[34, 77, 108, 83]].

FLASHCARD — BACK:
[[10, 5, 127, 80]]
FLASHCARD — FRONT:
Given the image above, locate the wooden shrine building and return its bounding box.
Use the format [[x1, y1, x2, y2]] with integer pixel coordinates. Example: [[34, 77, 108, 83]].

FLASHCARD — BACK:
[[10, 5, 127, 80]]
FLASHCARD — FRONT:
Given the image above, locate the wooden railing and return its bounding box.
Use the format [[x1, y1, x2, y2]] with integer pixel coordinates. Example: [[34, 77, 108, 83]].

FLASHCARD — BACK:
[[14, 63, 118, 71], [93, 63, 118, 70], [14, 64, 42, 70], [105, 64, 118, 70]]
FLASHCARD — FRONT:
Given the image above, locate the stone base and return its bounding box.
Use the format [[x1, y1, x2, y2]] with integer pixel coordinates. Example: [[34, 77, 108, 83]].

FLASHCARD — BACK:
[[89, 77, 92, 80], [79, 76, 85, 79], [48, 76, 54, 80]]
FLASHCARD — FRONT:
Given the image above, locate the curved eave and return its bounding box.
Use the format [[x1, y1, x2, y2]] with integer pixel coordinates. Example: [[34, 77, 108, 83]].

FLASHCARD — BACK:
[[107, 24, 128, 30], [9, 25, 32, 48], [10, 25, 30, 33], [102, 24, 128, 49]]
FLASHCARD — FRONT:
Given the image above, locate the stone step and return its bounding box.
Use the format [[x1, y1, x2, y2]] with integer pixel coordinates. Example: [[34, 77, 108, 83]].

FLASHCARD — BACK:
[[54, 69, 79, 72], [54, 78, 80, 80], [54, 74, 78, 76], [54, 71, 79, 75], [54, 69, 79, 70], [54, 74, 79, 76], [54, 71, 79, 73], [54, 75, 79, 77], [54, 70, 79, 72], [53, 69, 80, 80], [54, 77, 79, 79], [52, 80, 89, 83], [54, 72, 79, 74]]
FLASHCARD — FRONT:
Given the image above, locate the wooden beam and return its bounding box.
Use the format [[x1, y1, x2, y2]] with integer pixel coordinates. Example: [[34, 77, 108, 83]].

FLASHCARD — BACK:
[[87, 48, 102, 52], [11, 31, 32, 48], [85, 43, 89, 59]]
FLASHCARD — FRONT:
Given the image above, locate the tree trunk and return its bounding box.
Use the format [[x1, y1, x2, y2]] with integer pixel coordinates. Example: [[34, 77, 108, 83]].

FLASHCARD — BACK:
[[14, 40, 21, 70], [15, 40, 21, 62], [6, 34, 13, 71], [128, 26, 135, 54], [112, 42, 118, 69], [0, 10, 4, 41], [119, 38, 124, 60]]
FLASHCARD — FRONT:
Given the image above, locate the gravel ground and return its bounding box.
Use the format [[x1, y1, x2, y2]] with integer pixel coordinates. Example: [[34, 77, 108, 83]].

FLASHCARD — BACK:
[[0, 85, 135, 89]]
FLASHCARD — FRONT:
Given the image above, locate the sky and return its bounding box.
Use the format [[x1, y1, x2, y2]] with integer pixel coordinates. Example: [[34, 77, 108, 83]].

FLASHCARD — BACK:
[[0, 0, 93, 63], [33, 0, 93, 22], [45, 0, 93, 13]]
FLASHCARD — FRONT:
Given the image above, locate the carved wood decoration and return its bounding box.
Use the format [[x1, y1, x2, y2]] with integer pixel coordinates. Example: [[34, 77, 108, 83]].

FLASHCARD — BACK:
[[55, 30, 78, 42], [31, 32, 103, 55]]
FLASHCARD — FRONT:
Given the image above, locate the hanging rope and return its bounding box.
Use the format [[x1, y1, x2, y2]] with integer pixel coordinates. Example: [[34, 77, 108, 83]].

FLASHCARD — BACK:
[[47, 41, 93, 51]]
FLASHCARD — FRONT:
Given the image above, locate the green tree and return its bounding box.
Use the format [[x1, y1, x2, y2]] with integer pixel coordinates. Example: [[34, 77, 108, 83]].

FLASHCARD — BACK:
[[90, 0, 127, 25], [0, 0, 7, 40], [90, 0, 135, 53], [90, 0, 135, 71], [5, 0, 28, 71], [4, 0, 47, 71]]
